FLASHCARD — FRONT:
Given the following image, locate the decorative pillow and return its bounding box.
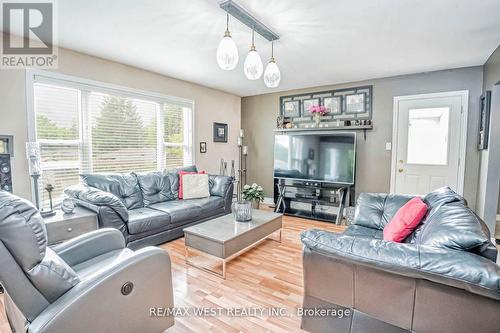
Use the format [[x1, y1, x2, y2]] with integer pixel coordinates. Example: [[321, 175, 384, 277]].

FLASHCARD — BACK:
[[181, 174, 210, 200], [178, 170, 205, 199], [383, 197, 428, 242]]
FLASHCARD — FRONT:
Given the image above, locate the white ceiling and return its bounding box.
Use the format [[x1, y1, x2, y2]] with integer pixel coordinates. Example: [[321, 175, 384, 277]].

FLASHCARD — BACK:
[[12, 0, 500, 96]]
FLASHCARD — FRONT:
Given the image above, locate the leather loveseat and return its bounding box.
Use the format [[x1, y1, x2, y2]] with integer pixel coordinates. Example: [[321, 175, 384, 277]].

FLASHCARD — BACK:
[[301, 187, 500, 333], [65, 166, 233, 249]]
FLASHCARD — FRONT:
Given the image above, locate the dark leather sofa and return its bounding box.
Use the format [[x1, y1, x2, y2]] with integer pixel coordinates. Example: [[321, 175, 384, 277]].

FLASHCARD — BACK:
[[65, 166, 233, 249], [301, 187, 500, 333]]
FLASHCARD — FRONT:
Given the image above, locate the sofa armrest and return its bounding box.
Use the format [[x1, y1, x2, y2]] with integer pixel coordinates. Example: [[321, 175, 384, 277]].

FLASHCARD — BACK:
[[209, 175, 234, 212], [28, 247, 174, 333], [52, 228, 125, 267], [301, 229, 500, 300], [353, 193, 414, 229], [65, 185, 129, 222]]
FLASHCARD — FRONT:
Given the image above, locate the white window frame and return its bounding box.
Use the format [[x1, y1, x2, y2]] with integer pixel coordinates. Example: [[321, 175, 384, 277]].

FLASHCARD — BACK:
[[25, 69, 196, 203]]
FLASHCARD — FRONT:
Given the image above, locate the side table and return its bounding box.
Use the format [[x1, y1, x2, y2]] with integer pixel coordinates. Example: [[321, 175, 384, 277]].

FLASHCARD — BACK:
[[43, 206, 98, 245]]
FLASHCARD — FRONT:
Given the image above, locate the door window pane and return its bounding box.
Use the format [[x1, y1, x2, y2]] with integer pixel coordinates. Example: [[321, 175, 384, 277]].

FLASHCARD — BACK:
[[407, 107, 449, 165]]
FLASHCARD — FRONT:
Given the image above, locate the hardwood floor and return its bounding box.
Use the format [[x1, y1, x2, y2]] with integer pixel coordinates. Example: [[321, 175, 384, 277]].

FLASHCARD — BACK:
[[0, 211, 343, 333]]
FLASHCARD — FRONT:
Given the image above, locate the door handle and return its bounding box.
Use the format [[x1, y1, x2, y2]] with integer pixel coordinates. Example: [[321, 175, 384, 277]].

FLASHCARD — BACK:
[[398, 168, 404, 173]]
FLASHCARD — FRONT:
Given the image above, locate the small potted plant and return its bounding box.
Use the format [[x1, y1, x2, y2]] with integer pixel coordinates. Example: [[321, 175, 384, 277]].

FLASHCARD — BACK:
[[309, 105, 329, 126], [242, 183, 264, 209]]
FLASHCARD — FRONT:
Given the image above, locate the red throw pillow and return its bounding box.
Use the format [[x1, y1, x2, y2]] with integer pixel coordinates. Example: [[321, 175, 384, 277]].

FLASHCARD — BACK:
[[383, 197, 428, 242], [178, 170, 205, 199]]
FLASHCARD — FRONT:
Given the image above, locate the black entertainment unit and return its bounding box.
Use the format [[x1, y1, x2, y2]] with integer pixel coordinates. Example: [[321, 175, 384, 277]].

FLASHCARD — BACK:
[[272, 131, 356, 224], [273, 178, 353, 224]]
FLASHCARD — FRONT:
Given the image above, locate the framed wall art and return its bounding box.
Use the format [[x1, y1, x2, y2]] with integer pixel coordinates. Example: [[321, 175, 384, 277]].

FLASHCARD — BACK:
[[283, 100, 300, 118], [478, 90, 491, 150], [200, 142, 207, 153], [213, 123, 228, 143], [345, 93, 366, 113], [323, 96, 342, 114], [303, 98, 320, 115]]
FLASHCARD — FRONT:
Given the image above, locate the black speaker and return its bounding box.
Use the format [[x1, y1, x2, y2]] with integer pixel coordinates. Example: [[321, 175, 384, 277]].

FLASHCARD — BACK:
[[0, 154, 13, 193]]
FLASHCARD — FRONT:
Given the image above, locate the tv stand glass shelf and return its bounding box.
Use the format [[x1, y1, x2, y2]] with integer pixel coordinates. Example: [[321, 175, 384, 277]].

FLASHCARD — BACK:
[[273, 178, 352, 225]]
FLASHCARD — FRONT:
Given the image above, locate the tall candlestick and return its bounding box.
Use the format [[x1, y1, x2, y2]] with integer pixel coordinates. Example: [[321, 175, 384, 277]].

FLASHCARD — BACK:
[[242, 146, 248, 155], [237, 136, 243, 147], [239, 129, 244, 138]]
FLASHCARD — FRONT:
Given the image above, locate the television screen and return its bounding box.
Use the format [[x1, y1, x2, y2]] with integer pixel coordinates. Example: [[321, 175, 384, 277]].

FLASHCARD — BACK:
[[274, 133, 356, 184]]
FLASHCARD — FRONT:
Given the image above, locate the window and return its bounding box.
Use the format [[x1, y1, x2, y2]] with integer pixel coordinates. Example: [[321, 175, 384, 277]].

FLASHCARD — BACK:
[[406, 107, 449, 165], [31, 75, 194, 208]]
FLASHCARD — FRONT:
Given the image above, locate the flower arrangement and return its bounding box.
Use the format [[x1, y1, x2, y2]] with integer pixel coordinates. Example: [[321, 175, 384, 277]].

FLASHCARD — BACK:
[[309, 105, 329, 115], [242, 183, 264, 208], [309, 105, 329, 126]]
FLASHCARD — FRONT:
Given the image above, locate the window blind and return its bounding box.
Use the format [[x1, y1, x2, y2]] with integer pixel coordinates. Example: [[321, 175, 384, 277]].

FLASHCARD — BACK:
[[32, 78, 194, 209]]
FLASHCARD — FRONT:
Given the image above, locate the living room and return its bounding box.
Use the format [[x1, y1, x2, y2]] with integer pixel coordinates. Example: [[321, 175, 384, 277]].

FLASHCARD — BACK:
[[0, 1, 499, 332]]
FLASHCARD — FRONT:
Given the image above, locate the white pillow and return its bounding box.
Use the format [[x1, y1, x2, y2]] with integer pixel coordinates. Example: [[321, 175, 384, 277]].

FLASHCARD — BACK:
[[182, 174, 210, 199]]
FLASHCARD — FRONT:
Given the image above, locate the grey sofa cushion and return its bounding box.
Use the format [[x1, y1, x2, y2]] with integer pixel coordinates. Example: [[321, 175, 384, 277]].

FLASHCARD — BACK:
[[187, 197, 225, 218], [149, 200, 201, 225], [134, 171, 176, 206], [166, 165, 198, 198], [208, 175, 233, 197], [127, 208, 170, 235], [81, 173, 143, 210], [353, 193, 413, 230], [418, 201, 491, 251], [343, 224, 383, 239]]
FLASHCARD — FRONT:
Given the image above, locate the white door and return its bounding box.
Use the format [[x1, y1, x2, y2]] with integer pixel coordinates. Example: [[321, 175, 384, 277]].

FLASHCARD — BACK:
[[392, 92, 467, 195]]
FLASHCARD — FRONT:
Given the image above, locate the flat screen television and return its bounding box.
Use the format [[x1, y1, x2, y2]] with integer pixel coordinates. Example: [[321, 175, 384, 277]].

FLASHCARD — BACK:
[[274, 132, 356, 184]]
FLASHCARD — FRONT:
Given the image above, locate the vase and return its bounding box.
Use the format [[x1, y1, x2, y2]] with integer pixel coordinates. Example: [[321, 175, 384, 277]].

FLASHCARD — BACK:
[[314, 113, 321, 127], [251, 200, 260, 209], [232, 200, 252, 222]]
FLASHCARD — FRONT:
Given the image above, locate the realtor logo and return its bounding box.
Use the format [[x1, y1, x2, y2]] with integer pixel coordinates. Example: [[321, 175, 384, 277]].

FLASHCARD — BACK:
[[1, 1, 57, 68]]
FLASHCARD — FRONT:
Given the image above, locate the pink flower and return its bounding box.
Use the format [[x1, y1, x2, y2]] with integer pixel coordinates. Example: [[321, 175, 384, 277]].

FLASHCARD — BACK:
[[309, 105, 329, 115]]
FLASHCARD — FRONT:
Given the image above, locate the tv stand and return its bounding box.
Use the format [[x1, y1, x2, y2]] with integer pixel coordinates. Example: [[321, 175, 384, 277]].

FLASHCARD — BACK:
[[274, 178, 352, 225]]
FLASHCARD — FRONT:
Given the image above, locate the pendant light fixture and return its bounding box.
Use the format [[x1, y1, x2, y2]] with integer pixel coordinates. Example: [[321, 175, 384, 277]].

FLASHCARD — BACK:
[[264, 41, 281, 88], [216, 12, 239, 70], [243, 27, 263, 80]]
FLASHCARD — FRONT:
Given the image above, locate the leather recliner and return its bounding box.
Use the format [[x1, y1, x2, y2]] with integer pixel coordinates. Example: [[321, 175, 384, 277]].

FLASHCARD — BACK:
[[0, 191, 174, 333], [301, 187, 500, 333]]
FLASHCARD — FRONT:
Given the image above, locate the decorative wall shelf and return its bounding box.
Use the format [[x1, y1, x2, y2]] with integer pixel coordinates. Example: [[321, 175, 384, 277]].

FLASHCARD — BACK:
[[274, 125, 373, 140], [274, 125, 372, 132]]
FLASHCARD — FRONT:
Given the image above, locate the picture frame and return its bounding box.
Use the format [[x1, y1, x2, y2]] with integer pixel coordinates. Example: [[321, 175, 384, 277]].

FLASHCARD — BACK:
[[0, 135, 14, 156], [303, 98, 320, 115], [213, 123, 228, 143], [478, 91, 491, 150], [323, 96, 342, 114], [283, 100, 300, 118], [200, 142, 207, 153], [345, 93, 366, 114]]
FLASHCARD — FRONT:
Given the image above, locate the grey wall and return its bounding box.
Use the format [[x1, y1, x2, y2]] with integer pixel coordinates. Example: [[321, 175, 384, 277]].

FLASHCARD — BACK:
[[241, 67, 483, 211]]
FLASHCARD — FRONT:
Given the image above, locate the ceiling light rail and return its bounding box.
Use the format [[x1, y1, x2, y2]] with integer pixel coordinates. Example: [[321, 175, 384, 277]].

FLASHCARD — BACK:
[[219, 0, 280, 42]]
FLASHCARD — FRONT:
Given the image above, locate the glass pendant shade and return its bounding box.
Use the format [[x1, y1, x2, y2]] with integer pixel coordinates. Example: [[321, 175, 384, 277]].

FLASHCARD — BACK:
[[264, 59, 280, 88], [244, 47, 263, 80], [216, 33, 239, 70]]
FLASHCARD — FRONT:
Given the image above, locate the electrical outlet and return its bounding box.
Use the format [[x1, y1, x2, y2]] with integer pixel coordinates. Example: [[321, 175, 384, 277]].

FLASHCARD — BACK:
[[385, 142, 392, 150]]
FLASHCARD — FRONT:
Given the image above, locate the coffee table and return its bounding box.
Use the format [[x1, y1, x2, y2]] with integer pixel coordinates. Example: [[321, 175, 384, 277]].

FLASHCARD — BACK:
[[183, 210, 283, 279]]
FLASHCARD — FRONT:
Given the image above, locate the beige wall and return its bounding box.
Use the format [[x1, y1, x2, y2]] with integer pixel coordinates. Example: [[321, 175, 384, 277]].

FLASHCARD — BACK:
[[0, 33, 241, 201], [242, 67, 483, 212]]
